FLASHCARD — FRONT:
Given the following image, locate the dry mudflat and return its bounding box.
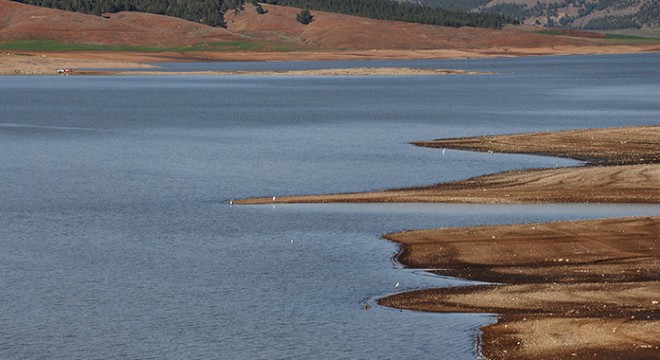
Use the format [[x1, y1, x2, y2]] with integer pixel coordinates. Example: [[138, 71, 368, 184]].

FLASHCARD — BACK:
[[238, 126, 660, 359], [380, 216, 659, 360]]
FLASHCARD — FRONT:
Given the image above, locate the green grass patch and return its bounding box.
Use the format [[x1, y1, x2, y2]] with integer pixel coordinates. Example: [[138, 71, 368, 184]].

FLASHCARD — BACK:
[[0, 39, 303, 53], [536, 30, 561, 36], [0, 39, 175, 52], [193, 41, 302, 52], [535, 29, 659, 43], [603, 33, 652, 40]]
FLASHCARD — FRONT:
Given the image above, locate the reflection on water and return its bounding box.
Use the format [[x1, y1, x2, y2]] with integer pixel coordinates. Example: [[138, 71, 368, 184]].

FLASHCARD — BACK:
[[1, 53, 658, 359]]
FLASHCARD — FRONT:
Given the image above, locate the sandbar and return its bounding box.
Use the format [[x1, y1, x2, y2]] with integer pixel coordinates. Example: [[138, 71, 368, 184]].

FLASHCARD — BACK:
[[235, 126, 660, 205]]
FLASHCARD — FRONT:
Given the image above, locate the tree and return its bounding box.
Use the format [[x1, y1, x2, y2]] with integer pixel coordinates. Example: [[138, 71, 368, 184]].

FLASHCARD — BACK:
[[296, 8, 313, 24]]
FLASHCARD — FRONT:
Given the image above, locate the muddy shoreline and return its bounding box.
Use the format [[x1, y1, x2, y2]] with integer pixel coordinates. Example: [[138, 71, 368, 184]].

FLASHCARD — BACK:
[[235, 126, 660, 205], [236, 126, 660, 359], [2, 45, 659, 75], [379, 216, 659, 359]]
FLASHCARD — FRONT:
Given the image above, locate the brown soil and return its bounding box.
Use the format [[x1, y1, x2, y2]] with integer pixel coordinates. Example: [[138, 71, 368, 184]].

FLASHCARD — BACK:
[[2, 1, 659, 75], [379, 217, 660, 360], [0, 0, 241, 46], [237, 126, 660, 359], [235, 126, 660, 205], [414, 126, 660, 165], [225, 4, 586, 50]]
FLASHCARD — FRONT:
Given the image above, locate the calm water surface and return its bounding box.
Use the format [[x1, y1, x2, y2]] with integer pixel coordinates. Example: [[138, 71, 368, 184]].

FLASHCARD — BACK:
[[1, 53, 659, 359]]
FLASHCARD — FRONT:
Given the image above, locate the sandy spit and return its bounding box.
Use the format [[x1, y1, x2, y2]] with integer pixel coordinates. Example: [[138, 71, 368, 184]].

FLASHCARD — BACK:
[[235, 126, 660, 205]]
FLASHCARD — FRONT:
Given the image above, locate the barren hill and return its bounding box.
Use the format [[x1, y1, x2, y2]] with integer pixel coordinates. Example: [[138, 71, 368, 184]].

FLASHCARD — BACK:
[[226, 3, 588, 50], [1, 0, 591, 50], [0, 0, 241, 46]]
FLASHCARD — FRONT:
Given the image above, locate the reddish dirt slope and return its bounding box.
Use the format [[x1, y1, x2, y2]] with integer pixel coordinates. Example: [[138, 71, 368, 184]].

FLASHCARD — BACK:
[[1, 0, 594, 50], [2, 0, 658, 63], [225, 3, 588, 50], [0, 0, 241, 46]]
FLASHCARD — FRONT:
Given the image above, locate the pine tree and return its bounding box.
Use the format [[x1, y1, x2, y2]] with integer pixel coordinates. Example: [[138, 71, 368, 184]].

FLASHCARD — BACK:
[[296, 8, 313, 24]]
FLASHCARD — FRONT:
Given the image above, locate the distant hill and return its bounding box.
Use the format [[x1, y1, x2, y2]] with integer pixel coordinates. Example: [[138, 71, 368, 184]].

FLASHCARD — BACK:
[[270, 0, 516, 28], [0, 0, 591, 51], [10, 0, 516, 29], [416, 0, 660, 30]]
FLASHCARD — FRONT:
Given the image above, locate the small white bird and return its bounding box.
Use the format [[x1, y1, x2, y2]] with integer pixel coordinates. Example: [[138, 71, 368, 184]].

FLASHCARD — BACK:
[[395, 282, 400, 288], [229, 200, 233, 205], [272, 196, 277, 201], [290, 239, 294, 244]]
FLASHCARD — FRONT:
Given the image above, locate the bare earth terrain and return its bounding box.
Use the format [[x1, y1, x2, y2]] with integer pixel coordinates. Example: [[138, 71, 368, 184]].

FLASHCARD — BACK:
[[380, 217, 659, 360], [238, 126, 660, 359]]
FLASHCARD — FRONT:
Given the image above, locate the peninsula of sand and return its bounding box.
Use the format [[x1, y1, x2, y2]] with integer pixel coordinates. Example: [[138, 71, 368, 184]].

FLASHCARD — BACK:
[[237, 126, 660, 360]]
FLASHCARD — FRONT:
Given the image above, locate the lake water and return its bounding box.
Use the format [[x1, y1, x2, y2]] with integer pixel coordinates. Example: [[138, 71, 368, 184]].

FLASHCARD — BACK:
[[1, 53, 659, 359]]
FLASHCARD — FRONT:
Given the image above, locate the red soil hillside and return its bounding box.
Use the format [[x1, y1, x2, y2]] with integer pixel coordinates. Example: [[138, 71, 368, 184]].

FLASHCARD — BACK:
[[1, 0, 658, 69], [0, 0, 242, 46], [1, 0, 596, 51], [225, 3, 588, 50]]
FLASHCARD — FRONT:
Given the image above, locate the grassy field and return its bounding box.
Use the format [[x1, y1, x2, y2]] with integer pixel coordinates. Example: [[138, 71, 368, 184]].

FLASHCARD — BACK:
[[0, 39, 300, 52], [536, 29, 660, 43]]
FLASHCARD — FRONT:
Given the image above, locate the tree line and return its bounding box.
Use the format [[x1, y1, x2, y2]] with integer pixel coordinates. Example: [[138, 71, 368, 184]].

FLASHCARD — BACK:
[[12, 0, 517, 29], [475, 0, 659, 30], [12, 0, 230, 26], [271, 0, 517, 28]]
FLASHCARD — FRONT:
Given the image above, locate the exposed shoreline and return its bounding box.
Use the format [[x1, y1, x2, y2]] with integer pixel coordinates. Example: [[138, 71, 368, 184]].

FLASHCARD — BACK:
[[379, 216, 659, 359], [74, 67, 489, 77], [235, 126, 660, 205], [379, 217, 660, 359], [236, 125, 660, 359], [2, 44, 659, 75]]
